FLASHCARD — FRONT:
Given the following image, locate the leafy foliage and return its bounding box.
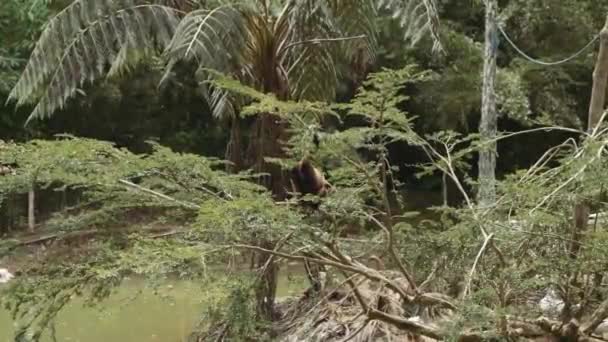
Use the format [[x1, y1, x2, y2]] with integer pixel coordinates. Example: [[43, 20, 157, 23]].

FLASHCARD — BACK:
[[7, 0, 182, 123], [0, 0, 50, 93], [7, 0, 444, 124], [2, 23, 608, 338], [378, 0, 443, 54]]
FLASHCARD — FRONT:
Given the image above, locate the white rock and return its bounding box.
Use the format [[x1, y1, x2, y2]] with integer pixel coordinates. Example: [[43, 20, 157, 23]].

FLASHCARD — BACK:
[[538, 288, 564, 317], [0, 268, 14, 283]]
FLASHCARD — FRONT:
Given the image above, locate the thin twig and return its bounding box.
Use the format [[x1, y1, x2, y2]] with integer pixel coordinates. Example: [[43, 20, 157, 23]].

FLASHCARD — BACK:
[[284, 35, 367, 50]]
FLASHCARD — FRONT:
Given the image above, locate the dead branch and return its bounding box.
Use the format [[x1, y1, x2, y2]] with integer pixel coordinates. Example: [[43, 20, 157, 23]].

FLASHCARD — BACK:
[[582, 299, 608, 334], [463, 233, 495, 298], [17, 226, 183, 246], [365, 213, 418, 292], [233, 244, 456, 311]]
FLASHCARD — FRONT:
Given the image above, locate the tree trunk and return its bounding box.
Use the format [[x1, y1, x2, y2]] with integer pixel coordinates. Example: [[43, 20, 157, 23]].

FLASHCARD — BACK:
[[570, 15, 608, 321], [478, 0, 498, 207], [442, 172, 448, 206], [225, 116, 243, 173], [247, 113, 289, 200], [246, 113, 290, 322], [589, 15, 608, 131], [254, 240, 279, 321], [28, 186, 35, 233]]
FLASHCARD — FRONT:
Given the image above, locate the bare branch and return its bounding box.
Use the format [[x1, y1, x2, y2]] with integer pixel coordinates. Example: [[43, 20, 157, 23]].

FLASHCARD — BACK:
[[463, 233, 494, 298], [583, 299, 608, 334], [365, 213, 417, 292], [284, 35, 368, 50], [118, 179, 201, 210]]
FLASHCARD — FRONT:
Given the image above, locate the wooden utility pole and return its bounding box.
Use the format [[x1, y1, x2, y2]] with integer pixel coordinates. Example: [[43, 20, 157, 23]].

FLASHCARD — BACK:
[[570, 15, 608, 322], [27, 171, 38, 233], [478, 0, 498, 207], [28, 187, 35, 233], [575, 15, 608, 247]]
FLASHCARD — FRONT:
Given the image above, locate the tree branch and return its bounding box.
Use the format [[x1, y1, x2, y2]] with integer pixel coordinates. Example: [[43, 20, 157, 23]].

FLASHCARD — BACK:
[[463, 233, 495, 298], [582, 299, 608, 334], [365, 212, 417, 292], [232, 244, 456, 310], [118, 179, 201, 210], [284, 35, 367, 50]]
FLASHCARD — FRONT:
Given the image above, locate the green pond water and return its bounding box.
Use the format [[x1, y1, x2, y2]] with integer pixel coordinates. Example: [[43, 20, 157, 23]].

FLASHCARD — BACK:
[[0, 268, 307, 342]]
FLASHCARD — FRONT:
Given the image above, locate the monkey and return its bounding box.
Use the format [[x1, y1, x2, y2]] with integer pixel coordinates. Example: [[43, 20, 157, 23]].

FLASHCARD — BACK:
[[290, 156, 332, 199], [289, 130, 334, 209]]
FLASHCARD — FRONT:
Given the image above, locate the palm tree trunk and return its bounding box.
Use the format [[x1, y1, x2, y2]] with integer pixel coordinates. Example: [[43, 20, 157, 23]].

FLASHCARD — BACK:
[[246, 113, 290, 321], [254, 240, 279, 321], [247, 113, 289, 199], [225, 117, 244, 173]]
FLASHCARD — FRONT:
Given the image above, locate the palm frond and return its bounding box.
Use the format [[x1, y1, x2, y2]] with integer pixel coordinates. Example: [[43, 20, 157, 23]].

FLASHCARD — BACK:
[[8, 0, 181, 124], [164, 5, 247, 68], [163, 4, 249, 119], [279, 0, 379, 101], [378, 0, 443, 54], [200, 73, 238, 119], [286, 44, 338, 101], [329, 0, 378, 63], [280, 0, 338, 101]]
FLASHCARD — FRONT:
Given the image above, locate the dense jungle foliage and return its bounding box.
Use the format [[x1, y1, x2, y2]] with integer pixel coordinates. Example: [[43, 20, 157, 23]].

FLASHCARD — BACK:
[[1, 0, 608, 341]]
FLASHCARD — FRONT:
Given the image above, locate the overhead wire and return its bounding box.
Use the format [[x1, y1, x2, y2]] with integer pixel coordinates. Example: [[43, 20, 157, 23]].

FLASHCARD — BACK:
[[496, 22, 599, 66]]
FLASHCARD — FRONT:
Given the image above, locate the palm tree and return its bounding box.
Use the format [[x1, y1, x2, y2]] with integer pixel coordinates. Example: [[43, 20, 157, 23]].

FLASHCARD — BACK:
[[7, 0, 442, 195], [6, 0, 442, 319]]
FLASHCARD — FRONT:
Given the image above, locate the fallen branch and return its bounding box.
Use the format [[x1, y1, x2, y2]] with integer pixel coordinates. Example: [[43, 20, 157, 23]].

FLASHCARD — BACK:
[[233, 244, 456, 312], [582, 298, 608, 334], [17, 226, 184, 246], [366, 309, 444, 340]]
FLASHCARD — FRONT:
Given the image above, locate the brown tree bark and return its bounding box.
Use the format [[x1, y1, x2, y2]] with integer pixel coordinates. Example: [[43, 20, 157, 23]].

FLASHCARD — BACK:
[[225, 116, 244, 173], [246, 113, 291, 322], [246, 113, 290, 200]]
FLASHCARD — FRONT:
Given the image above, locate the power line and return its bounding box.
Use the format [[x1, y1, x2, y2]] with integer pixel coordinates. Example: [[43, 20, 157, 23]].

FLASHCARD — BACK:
[[497, 23, 599, 66]]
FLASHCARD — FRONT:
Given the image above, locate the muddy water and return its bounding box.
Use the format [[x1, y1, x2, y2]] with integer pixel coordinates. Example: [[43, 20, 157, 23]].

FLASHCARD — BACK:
[[0, 269, 307, 342]]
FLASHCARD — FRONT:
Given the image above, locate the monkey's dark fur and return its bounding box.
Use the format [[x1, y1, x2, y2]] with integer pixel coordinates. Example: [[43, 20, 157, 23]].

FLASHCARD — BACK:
[[290, 157, 331, 207], [289, 132, 332, 208]]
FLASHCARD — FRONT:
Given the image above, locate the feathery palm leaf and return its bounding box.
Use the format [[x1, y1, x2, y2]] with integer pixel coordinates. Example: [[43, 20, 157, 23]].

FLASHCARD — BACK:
[[7, 0, 182, 124], [378, 0, 443, 54], [163, 4, 250, 119], [164, 0, 381, 118], [279, 0, 378, 100], [8, 0, 442, 123], [281, 0, 339, 101]]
